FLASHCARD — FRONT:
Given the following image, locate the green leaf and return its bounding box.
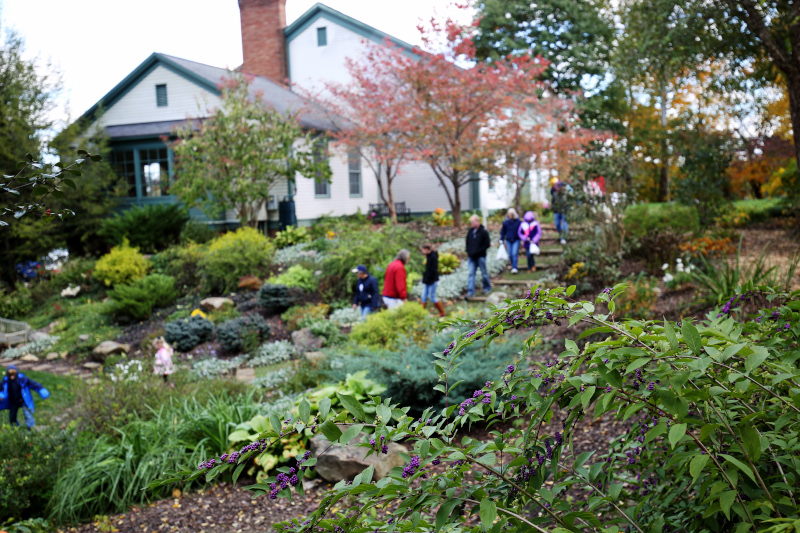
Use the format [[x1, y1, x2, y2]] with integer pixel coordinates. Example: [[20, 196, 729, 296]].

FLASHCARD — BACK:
[[597, 366, 622, 388], [738, 425, 762, 463], [608, 483, 623, 500], [337, 393, 366, 422], [681, 321, 702, 354], [720, 490, 736, 520], [435, 499, 460, 531], [581, 386, 596, 409], [565, 339, 578, 353], [232, 462, 247, 485], [721, 343, 745, 361], [744, 346, 769, 374], [625, 358, 650, 374], [31, 186, 48, 196], [339, 424, 363, 445], [318, 420, 342, 442], [319, 397, 331, 420], [61, 177, 77, 189], [479, 498, 497, 529], [664, 320, 679, 350], [669, 423, 687, 449], [690, 454, 709, 480], [299, 399, 311, 424], [722, 455, 756, 482], [269, 412, 282, 435]]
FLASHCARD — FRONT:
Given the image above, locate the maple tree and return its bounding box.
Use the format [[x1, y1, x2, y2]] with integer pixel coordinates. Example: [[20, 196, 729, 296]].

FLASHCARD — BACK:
[[316, 46, 417, 225]]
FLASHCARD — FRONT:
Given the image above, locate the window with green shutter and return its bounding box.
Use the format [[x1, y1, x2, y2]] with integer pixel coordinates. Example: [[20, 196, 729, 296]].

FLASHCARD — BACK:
[[317, 27, 327, 46], [156, 84, 168, 107]]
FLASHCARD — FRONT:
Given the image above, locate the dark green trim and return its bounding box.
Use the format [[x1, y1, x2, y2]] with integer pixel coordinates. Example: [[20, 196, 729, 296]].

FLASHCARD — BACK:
[[77, 53, 222, 126], [285, 4, 417, 55], [470, 175, 481, 210]]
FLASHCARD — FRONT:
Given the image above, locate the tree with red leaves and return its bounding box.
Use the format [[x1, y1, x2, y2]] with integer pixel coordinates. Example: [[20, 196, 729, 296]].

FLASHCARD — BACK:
[[316, 47, 417, 224]]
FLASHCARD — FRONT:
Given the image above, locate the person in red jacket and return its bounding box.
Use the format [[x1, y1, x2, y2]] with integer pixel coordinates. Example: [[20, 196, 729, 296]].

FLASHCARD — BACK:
[[382, 249, 409, 309]]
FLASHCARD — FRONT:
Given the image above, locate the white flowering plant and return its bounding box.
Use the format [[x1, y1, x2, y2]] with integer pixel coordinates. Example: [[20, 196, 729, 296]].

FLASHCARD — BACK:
[[190, 355, 247, 380], [108, 359, 145, 383], [60, 285, 81, 298], [662, 258, 696, 289]]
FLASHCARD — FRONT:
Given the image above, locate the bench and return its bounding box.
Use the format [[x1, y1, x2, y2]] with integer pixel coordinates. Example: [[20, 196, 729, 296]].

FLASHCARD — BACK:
[[0, 318, 30, 347], [369, 202, 412, 223]]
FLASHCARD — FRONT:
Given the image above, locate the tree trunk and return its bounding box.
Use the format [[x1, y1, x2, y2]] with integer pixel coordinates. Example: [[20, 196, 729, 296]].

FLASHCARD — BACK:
[[452, 189, 462, 229], [658, 81, 670, 202], [788, 74, 800, 173], [386, 171, 398, 225], [514, 177, 523, 215]]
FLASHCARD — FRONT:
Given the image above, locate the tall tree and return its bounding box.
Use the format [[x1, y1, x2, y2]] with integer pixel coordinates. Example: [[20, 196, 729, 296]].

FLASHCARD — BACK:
[[614, 0, 711, 202], [705, 1, 800, 166], [314, 47, 416, 224], [394, 15, 552, 227], [171, 74, 330, 228]]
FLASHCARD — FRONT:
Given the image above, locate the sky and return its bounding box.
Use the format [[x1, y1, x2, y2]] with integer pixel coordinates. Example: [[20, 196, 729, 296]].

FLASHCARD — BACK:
[[2, 0, 458, 129]]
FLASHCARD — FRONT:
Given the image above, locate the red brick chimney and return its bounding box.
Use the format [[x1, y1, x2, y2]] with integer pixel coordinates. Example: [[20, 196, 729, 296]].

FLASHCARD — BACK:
[[238, 0, 288, 85]]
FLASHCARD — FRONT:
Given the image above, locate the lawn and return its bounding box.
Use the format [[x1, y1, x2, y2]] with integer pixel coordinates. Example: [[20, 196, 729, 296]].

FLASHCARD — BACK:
[[8, 370, 79, 428]]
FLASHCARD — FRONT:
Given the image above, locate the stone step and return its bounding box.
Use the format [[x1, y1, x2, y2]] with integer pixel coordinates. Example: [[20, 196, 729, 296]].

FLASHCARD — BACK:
[[31, 363, 54, 372]]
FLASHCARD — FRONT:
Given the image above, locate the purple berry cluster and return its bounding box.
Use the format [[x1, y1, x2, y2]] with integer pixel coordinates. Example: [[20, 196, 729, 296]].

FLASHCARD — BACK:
[[369, 436, 389, 454], [402, 456, 420, 478]]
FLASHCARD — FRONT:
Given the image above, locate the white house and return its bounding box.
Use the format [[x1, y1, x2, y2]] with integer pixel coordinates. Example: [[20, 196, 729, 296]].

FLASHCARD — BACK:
[[76, 0, 547, 228]]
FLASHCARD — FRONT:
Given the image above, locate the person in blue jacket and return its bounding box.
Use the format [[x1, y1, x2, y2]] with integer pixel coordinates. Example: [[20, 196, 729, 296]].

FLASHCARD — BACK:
[[351, 265, 380, 318], [499, 208, 522, 273], [0, 364, 50, 430]]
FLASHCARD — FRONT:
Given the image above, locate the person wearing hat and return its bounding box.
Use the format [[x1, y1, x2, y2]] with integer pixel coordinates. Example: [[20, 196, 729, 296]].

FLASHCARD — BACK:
[[0, 364, 50, 430], [351, 265, 380, 318]]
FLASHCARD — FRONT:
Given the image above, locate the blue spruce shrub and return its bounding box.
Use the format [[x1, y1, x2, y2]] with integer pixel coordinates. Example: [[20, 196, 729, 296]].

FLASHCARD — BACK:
[[217, 314, 271, 353], [164, 315, 215, 352]]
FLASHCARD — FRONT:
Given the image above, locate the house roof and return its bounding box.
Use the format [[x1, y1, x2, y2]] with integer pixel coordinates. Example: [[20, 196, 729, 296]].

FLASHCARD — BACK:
[[284, 3, 417, 54], [78, 52, 336, 134], [104, 119, 201, 140]]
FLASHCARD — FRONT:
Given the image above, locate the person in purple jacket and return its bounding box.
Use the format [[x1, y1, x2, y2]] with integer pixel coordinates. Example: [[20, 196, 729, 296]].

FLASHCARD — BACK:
[[518, 211, 542, 272]]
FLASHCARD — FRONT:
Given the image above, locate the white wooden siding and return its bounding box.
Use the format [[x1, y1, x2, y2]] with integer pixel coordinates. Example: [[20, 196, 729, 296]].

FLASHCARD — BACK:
[[99, 65, 220, 127], [293, 144, 378, 221], [287, 16, 371, 96]]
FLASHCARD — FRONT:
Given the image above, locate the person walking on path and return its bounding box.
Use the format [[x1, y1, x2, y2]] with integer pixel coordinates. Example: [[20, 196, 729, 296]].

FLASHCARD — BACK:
[[153, 337, 175, 386], [0, 364, 49, 430], [499, 208, 522, 274], [465, 214, 492, 298], [351, 265, 380, 318], [382, 249, 409, 309], [420, 244, 446, 317], [551, 180, 571, 245], [518, 211, 542, 272]]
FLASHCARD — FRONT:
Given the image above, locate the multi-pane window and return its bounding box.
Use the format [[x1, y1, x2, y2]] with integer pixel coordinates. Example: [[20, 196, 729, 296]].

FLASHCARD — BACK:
[[140, 148, 170, 197], [156, 84, 168, 107], [348, 150, 361, 197], [317, 27, 327, 46], [110, 149, 137, 197], [314, 138, 330, 197]]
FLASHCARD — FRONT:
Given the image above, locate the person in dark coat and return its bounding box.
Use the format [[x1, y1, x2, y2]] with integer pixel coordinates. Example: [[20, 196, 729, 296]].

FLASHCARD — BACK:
[[465, 214, 492, 298], [420, 244, 445, 317], [351, 265, 380, 318], [0, 364, 49, 430], [499, 208, 522, 273]]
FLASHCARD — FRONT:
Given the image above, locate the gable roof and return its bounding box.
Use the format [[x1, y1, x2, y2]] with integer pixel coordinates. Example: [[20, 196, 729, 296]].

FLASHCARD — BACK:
[[284, 3, 416, 54], [77, 52, 336, 133]]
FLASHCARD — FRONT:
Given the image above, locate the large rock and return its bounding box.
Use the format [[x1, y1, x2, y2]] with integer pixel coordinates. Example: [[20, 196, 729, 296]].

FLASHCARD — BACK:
[[310, 432, 406, 482], [200, 297, 235, 311], [45, 352, 59, 361], [235, 367, 255, 383], [486, 291, 509, 306], [78, 334, 90, 342], [93, 341, 130, 362], [304, 351, 326, 364], [19, 354, 39, 362], [291, 328, 323, 353]]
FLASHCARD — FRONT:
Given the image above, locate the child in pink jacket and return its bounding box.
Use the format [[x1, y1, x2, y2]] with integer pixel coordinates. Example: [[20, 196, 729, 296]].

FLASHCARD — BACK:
[[153, 337, 175, 385], [518, 211, 542, 272]]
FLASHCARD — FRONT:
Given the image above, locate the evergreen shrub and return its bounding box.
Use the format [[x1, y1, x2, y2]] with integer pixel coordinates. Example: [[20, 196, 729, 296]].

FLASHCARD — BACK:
[[164, 315, 215, 352], [258, 284, 293, 311], [98, 204, 189, 254], [199, 227, 273, 295], [93, 239, 150, 287], [329, 332, 523, 411], [267, 265, 317, 291], [105, 274, 179, 320], [217, 314, 271, 353]]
